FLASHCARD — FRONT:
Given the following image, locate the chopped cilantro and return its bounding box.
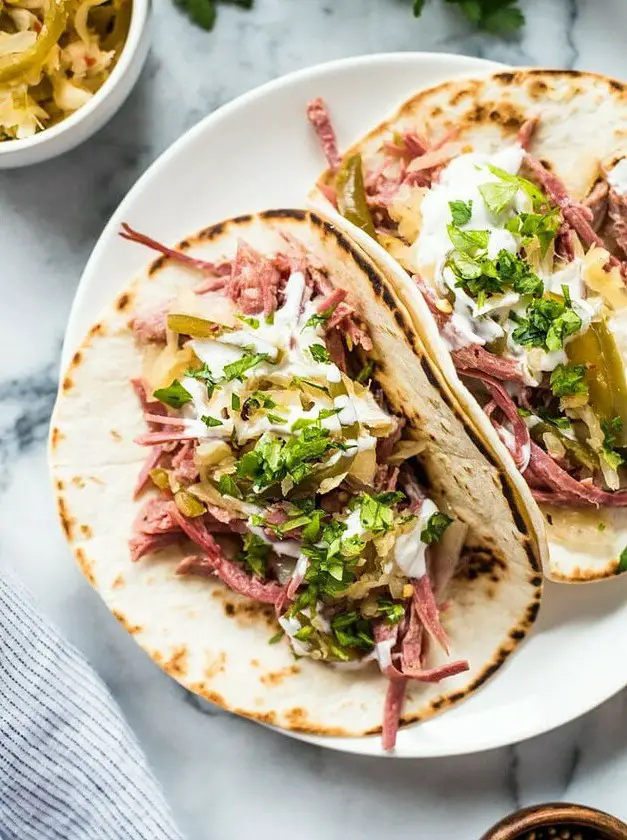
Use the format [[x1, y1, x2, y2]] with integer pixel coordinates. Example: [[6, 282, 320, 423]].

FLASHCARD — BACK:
[[308, 343, 331, 364], [358, 491, 405, 534], [447, 224, 489, 255], [479, 180, 519, 216], [267, 412, 288, 425], [231, 393, 241, 411], [153, 379, 192, 409], [536, 408, 572, 431], [330, 611, 374, 651], [294, 624, 316, 642], [241, 391, 276, 420], [485, 164, 548, 211], [601, 417, 625, 471], [185, 363, 219, 398], [237, 533, 270, 578], [618, 546, 627, 573], [517, 406, 532, 417], [447, 247, 543, 305], [268, 629, 285, 644], [223, 352, 269, 382], [290, 376, 330, 394], [549, 364, 588, 398], [377, 600, 406, 625], [304, 305, 337, 331], [449, 199, 472, 226], [217, 474, 242, 499], [421, 512, 453, 545], [237, 315, 259, 329], [505, 209, 561, 256], [201, 415, 223, 427], [511, 288, 582, 352]]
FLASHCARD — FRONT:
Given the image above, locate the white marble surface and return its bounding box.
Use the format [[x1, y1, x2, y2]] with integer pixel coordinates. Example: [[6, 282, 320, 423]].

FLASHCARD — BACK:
[[3, 1, 627, 837]]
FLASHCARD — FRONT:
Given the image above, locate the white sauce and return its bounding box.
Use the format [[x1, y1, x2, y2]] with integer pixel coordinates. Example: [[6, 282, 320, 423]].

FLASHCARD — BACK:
[[278, 615, 310, 656], [246, 521, 301, 558], [393, 498, 439, 579], [608, 158, 627, 195]]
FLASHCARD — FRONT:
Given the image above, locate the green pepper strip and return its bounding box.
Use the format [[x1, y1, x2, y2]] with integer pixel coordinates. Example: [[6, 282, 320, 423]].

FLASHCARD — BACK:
[[530, 421, 598, 472], [0, 0, 68, 85], [167, 313, 219, 339], [335, 154, 377, 240], [567, 320, 627, 446]]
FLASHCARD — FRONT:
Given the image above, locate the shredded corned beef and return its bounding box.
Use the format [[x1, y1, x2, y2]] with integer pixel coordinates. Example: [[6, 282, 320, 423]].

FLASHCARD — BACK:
[[411, 575, 450, 655], [316, 287, 346, 314], [527, 442, 627, 507], [607, 187, 627, 259], [134, 445, 164, 499], [129, 532, 181, 563], [460, 370, 531, 471], [398, 466, 425, 505], [176, 553, 285, 605], [523, 155, 615, 260], [373, 463, 400, 492], [120, 223, 232, 282], [306, 97, 341, 172], [555, 224, 576, 262], [135, 430, 199, 446], [228, 240, 282, 316], [381, 678, 407, 751], [131, 378, 167, 421], [171, 442, 199, 485], [325, 329, 348, 372], [452, 344, 526, 383], [400, 601, 423, 673], [585, 180, 610, 233], [517, 118, 538, 150], [134, 497, 180, 535], [131, 308, 168, 344]]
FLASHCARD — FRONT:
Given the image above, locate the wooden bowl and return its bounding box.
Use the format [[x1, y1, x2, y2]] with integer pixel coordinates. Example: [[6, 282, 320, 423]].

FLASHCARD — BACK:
[[480, 803, 627, 840]]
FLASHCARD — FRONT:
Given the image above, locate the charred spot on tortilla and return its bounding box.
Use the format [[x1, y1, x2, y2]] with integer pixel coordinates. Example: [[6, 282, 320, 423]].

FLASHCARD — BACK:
[[72, 350, 82, 366], [50, 427, 64, 450], [62, 375, 73, 392], [110, 430, 122, 442], [112, 609, 142, 634], [260, 665, 301, 687], [112, 574, 125, 589], [163, 646, 188, 678], [260, 208, 307, 222], [88, 322, 104, 338], [79, 524, 92, 539], [58, 496, 75, 540], [116, 292, 131, 311], [458, 547, 507, 584], [75, 547, 96, 586]]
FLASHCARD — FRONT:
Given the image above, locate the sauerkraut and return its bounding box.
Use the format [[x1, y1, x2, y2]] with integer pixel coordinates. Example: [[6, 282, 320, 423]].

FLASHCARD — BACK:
[[0, 0, 131, 141]]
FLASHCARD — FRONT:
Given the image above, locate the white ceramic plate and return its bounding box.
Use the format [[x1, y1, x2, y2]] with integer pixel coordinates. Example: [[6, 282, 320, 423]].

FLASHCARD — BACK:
[[60, 53, 627, 758]]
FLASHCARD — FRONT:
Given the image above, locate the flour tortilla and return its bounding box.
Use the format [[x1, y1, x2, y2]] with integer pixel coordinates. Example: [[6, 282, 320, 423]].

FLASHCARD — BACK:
[[311, 69, 627, 583], [50, 210, 543, 740]]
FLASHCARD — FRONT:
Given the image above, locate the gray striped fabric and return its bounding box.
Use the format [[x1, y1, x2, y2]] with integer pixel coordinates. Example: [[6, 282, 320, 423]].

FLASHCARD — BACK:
[[0, 571, 183, 840]]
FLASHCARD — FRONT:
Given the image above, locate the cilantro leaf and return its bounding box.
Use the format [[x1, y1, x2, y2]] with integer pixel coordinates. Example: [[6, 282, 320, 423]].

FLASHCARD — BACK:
[[330, 611, 374, 651], [231, 393, 240, 411], [237, 315, 260, 329], [535, 408, 572, 431], [482, 3, 525, 33], [486, 164, 547, 211], [479, 180, 518, 216], [601, 417, 625, 471], [421, 512, 453, 545], [223, 352, 269, 382], [186, 363, 219, 398], [449, 199, 473, 226], [174, 0, 217, 30], [447, 224, 489, 255], [512, 292, 582, 352], [377, 600, 406, 625], [358, 492, 404, 534], [549, 364, 588, 398], [153, 380, 192, 409], [237, 533, 270, 578], [217, 474, 242, 499], [201, 415, 223, 428], [618, 546, 627, 573], [505, 209, 561, 256], [268, 629, 285, 644], [308, 343, 331, 364], [412, 0, 425, 15]]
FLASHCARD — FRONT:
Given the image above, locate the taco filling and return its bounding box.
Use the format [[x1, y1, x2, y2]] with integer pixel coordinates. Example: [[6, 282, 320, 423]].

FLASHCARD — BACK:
[[123, 226, 470, 749], [310, 102, 627, 512]]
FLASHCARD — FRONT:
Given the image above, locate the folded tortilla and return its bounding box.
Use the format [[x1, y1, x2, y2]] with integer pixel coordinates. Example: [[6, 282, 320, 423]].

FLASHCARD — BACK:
[[49, 209, 543, 740], [311, 69, 627, 583]]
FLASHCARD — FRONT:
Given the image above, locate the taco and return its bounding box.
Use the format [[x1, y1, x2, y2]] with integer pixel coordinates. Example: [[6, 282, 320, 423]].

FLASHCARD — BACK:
[[50, 209, 542, 750], [308, 70, 627, 582]]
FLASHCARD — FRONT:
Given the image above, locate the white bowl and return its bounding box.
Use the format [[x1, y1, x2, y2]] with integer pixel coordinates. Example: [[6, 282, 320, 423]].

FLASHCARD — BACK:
[[0, 0, 151, 169]]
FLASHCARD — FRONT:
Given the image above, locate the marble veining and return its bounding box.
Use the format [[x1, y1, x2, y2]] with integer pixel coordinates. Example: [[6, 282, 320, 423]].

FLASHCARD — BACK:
[[2, 1, 627, 837]]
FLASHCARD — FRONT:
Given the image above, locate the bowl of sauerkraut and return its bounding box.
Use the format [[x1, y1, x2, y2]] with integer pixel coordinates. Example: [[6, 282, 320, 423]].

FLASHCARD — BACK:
[[0, 0, 150, 167]]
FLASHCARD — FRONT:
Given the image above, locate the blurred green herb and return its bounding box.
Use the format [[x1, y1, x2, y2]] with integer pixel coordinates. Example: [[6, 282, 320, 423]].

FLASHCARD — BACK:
[[174, 0, 253, 31], [413, 0, 524, 33]]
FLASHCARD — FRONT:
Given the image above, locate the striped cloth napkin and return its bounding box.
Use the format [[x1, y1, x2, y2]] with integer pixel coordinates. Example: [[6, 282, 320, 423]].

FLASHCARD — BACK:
[[0, 570, 183, 840]]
